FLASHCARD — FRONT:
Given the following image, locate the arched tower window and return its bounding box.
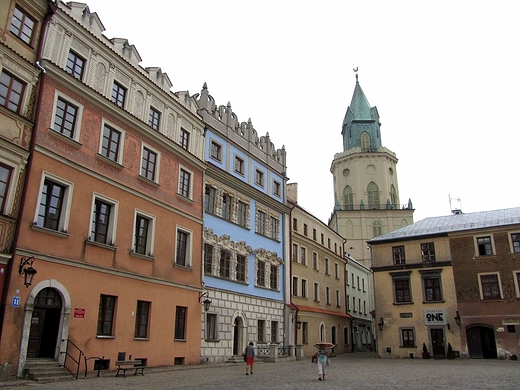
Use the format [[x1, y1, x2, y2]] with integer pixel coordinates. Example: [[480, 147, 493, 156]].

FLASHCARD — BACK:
[[390, 185, 398, 208], [367, 182, 380, 209], [372, 220, 382, 237], [361, 132, 371, 152], [343, 185, 353, 210]]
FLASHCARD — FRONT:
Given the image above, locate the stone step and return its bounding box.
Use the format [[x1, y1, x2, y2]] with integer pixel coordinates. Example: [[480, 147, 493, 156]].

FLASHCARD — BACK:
[[24, 359, 74, 383]]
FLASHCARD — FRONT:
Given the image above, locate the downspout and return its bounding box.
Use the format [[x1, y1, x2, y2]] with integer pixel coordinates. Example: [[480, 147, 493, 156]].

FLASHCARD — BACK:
[[0, 0, 56, 341]]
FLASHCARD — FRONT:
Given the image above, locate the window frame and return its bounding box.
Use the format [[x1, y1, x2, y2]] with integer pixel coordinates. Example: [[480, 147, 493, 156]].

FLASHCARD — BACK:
[[400, 328, 415, 348], [257, 319, 265, 343], [148, 106, 161, 130], [9, 5, 36, 46], [174, 306, 187, 340], [254, 169, 264, 187], [420, 269, 443, 303], [34, 173, 73, 233], [234, 155, 244, 175], [273, 180, 281, 197], [66, 50, 86, 81], [0, 162, 13, 214], [132, 210, 155, 257], [391, 271, 412, 304], [478, 272, 503, 301], [210, 140, 222, 161], [178, 166, 192, 199], [97, 294, 116, 337], [0, 70, 26, 114], [51, 93, 83, 142], [111, 80, 127, 108], [89, 193, 118, 246], [179, 128, 190, 150], [140, 144, 160, 183], [420, 242, 436, 262], [475, 235, 494, 256], [175, 227, 192, 268], [514, 270, 520, 299], [205, 313, 218, 341], [301, 279, 308, 298], [99, 122, 125, 165], [134, 300, 151, 339], [203, 243, 214, 275], [510, 233, 520, 254], [392, 245, 406, 265]]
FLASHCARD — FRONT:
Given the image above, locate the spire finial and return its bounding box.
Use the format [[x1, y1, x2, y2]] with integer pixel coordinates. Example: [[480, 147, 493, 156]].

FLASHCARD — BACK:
[[353, 67, 359, 82]]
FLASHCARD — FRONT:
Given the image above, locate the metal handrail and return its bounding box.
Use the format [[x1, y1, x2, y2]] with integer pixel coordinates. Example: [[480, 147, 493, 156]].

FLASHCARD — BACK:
[[60, 339, 84, 380]]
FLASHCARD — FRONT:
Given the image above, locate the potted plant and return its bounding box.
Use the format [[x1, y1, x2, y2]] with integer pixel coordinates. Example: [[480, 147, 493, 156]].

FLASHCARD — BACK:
[[447, 343, 456, 359], [422, 343, 430, 359]]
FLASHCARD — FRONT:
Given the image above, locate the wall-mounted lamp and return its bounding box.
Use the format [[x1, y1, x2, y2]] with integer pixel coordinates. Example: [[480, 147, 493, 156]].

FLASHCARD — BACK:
[[198, 292, 212, 312], [292, 314, 302, 330], [378, 317, 384, 331], [454, 311, 461, 327], [18, 256, 37, 288]]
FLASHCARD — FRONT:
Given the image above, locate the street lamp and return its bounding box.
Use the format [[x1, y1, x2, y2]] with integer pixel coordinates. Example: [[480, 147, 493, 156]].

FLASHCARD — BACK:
[[292, 314, 302, 330], [18, 256, 37, 288], [198, 292, 212, 312], [454, 311, 461, 326]]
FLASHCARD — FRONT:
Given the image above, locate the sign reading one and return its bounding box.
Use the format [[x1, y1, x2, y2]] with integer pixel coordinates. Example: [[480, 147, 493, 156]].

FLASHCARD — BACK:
[[424, 309, 446, 325]]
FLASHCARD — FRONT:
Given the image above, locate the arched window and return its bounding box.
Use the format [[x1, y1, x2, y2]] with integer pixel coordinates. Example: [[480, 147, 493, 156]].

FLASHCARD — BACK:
[[367, 182, 380, 209], [373, 220, 382, 237], [390, 185, 398, 207], [320, 324, 325, 341], [361, 132, 371, 152], [343, 185, 353, 210]]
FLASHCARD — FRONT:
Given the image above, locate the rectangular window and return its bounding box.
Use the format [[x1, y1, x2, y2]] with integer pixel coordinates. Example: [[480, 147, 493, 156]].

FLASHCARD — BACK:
[[175, 229, 190, 267], [421, 243, 436, 262], [236, 255, 246, 282], [336, 290, 340, 306], [222, 194, 232, 221], [292, 244, 298, 262], [511, 233, 520, 253], [37, 179, 65, 231], [257, 261, 266, 286], [292, 276, 298, 296], [273, 180, 281, 197], [395, 279, 411, 303], [313, 283, 319, 301], [134, 301, 150, 338], [148, 107, 161, 130], [507, 325, 516, 333], [477, 236, 493, 256], [174, 306, 187, 340], [134, 213, 153, 256], [362, 279, 366, 292], [325, 258, 330, 275], [300, 247, 306, 264], [271, 321, 278, 343], [210, 141, 221, 161], [293, 218, 298, 231], [179, 168, 191, 198], [257, 320, 265, 343], [352, 296, 356, 312], [313, 229, 317, 240], [0, 70, 26, 114], [179, 128, 190, 150], [479, 273, 502, 300], [326, 287, 330, 305], [97, 295, 116, 336], [257, 210, 265, 235], [313, 252, 318, 270], [515, 271, 520, 298], [303, 224, 308, 236], [0, 164, 12, 213], [270, 265, 278, 290], [357, 276, 360, 290], [255, 169, 264, 187], [269, 216, 278, 240], [219, 250, 230, 279], [91, 198, 112, 245], [204, 185, 216, 214], [141, 146, 158, 181], [321, 234, 324, 245], [335, 263, 339, 279], [204, 243, 213, 274], [237, 200, 247, 227], [206, 313, 218, 341], [10, 6, 36, 45], [53, 97, 78, 138], [101, 124, 122, 162], [401, 328, 415, 347], [392, 246, 406, 265], [111, 81, 126, 108], [234, 156, 244, 174], [423, 277, 442, 302], [66, 51, 86, 80], [302, 322, 308, 343], [301, 279, 307, 298]]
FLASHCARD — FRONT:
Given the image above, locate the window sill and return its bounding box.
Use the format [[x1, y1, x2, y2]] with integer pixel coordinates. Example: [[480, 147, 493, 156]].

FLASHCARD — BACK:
[[176, 193, 194, 203], [480, 298, 504, 302], [31, 224, 69, 238], [137, 174, 160, 187], [96, 335, 115, 339], [48, 128, 83, 147], [86, 240, 117, 251], [399, 345, 417, 349], [205, 339, 220, 343], [129, 251, 155, 261], [96, 153, 124, 169], [174, 339, 186, 342], [422, 300, 445, 304], [174, 264, 193, 271], [133, 337, 149, 341], [393, 302, 414, 305]]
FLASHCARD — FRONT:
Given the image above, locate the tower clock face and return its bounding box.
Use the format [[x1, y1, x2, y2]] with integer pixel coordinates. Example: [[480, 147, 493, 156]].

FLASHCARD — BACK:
[[343, 169, 350, 177]]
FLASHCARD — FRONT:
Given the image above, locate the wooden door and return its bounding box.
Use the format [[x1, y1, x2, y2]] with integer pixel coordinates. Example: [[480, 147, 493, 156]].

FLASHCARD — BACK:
[[27, 307, 46, 358], [430, 328, 445, 357]]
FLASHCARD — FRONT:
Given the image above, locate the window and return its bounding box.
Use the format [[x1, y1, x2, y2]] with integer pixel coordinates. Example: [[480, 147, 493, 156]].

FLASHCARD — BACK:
[[257, 320, 265, 342], [134, 301, 150, 338], [210, 141, 221, 161], [273, 180, 281, 197], [362, 279, 366, 292], [313, 229, 317, 240], [178, 168, 191, 198], [174, 306, 187, 340], [269, 216, 278, 240], [148, 107, 161, 130], [507, 325, 516, 333], [111, 81, 126, 108], [257, 210, 266, 235], [237, 200, 247, 227], [346, 294, 350, 311], [352, 296, 356, 312], [326, 287, 330, 305], [271, 321, 278, 343], [292, 244, 298, 262], [321, 234, 324, 245], [392, 272, 412, 303], [53, 97, 79, 138], [300, 247, 306, 265], [367, 181, 380, 208], [301, 279, 307, 298], [141, 146, 158, 181], [236, 255, 246, 282], [255, 169, 264, 187], [179, 128, 190, 150], [479, 273, 502, 300], [336, 290, 340, 306], [101, 124, 122, 163], [0, 70, 26, 114], [372, 220, 382, 237], [393, 246, 406, 265], [421, 269, 443, 302], [175, 229, 191, 267], [133, 212, 154, 256], [352, 273, 355, 287], [401, 328, 415, 347], [97, 295, 116, 336], [421, 243, 436, 262], [357, 276, 360, 290], [325, 258, 330, 275], [257, 260, 266, 286], [66, 51, 85, 80], [234, 156, 244, 175], [293, 218, 298, 231], [335, 263, 339, 279], [204, 243, 213, 274], [515, 271, 520, 298], [312, 252, 318, 270], [10, 6, 36, 45], [37, 177, 70, 231], [292, 277, 298, 296], [511, 233, 520, 253], [313, 283, 319, 301], [270, 265, 278, 290], [204, 185, 216, 214], [0, 164, 12, 213], [206, 313, 218, 341], [221, 194, 232, 221], [303, 224, 308, 236], [302, 322, 308, 343], [90, 196, 117, 245], [477, 236, 493, 256], [219, 250, 230, 279]]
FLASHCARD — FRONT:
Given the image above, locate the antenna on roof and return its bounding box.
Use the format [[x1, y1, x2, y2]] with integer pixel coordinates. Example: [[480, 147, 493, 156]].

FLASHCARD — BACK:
[[448, 194, 462, 215]]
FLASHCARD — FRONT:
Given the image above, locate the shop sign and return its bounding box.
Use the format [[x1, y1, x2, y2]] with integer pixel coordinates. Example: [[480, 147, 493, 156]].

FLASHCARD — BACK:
[[74, 308, 85, 318], [424, 309, 446, 325]]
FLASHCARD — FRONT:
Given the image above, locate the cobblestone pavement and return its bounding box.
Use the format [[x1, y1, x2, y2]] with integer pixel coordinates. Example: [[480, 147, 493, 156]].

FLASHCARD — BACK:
[[1, 353, 519, 389]]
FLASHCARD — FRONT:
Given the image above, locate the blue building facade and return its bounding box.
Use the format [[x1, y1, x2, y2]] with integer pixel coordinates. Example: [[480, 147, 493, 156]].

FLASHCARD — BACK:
[[196, 84, 289, 362]]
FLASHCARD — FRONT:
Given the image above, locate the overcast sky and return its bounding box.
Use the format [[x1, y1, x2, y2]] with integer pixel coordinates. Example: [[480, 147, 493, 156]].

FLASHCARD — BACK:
[[81, 0, 520, 224]]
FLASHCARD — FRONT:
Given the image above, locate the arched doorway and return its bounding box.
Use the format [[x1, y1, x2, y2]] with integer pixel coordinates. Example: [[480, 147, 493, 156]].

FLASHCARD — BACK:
[[233, 317, 244, 356], [466, 326, 497, 359], [331, 326, 337, 354], [27, 288, 62, 358]]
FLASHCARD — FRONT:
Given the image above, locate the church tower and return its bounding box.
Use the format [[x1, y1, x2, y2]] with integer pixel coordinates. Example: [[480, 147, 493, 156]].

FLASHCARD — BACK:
[[329, 73, 414, 267]]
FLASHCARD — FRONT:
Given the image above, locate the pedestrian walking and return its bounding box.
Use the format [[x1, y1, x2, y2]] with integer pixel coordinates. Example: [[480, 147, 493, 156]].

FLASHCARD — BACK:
[[244, 341, 255, 375], [316, 347, 328, 381]]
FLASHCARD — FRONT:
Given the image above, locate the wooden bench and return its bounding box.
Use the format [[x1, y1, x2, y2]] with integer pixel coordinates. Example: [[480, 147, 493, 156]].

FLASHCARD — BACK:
[[115, 359, 146, 377]]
